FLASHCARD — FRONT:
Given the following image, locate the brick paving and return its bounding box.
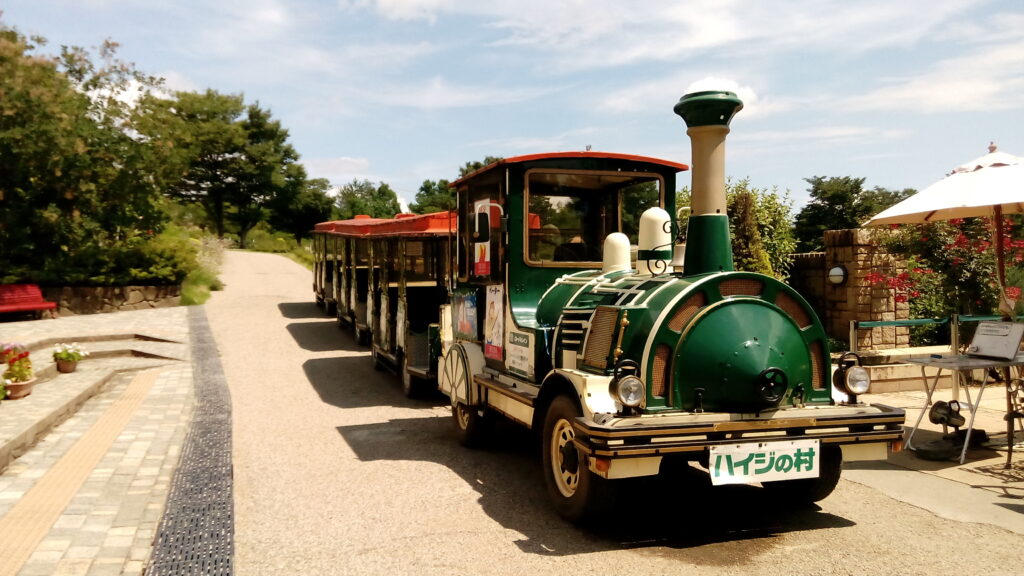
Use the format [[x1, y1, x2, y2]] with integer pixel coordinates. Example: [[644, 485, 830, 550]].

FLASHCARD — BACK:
[[0, 308, 195, 576]]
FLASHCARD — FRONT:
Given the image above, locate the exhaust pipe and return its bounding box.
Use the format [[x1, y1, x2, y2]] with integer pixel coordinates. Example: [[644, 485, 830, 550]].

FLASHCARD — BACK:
[[673, 91, 743, 275]]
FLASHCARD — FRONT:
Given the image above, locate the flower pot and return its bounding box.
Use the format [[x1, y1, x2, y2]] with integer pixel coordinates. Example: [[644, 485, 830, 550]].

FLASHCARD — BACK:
[[56, 359, 78, 374], [6, 377, 38, 399]]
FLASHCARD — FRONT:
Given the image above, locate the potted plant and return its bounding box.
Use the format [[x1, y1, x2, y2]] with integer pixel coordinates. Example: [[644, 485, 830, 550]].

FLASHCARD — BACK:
[[53, 342, 88, 374], [2, 343, 35, 399]]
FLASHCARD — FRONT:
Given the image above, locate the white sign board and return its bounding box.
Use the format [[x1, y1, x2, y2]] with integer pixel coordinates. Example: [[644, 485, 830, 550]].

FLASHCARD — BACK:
[[709, 439, 820, 486]]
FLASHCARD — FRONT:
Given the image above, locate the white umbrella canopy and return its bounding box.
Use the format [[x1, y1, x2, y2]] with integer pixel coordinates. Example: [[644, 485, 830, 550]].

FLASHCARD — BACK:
[[864, 144, 1024, 315], [865, 161, 1024, 225]]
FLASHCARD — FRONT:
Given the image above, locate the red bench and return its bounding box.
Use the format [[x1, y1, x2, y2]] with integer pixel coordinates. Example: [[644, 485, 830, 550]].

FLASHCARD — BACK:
[[0, 284, 58, 318]]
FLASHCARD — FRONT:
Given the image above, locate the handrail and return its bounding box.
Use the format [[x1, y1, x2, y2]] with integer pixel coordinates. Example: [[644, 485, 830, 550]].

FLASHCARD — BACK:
[[849, 314, 1011, 354]]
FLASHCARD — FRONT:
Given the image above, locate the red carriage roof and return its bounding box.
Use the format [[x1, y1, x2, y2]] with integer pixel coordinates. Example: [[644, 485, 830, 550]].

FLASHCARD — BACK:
[[316, 211, 455, 237]]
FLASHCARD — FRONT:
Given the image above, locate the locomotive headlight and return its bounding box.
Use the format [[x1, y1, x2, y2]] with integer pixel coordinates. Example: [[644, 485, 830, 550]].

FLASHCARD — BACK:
[[843, 366, 871, 395], [612, 375, 645, 407]]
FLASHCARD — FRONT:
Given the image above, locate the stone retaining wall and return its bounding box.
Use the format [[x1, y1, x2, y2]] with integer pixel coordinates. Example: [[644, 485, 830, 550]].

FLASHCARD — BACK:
[[42, 286, 181, 316]]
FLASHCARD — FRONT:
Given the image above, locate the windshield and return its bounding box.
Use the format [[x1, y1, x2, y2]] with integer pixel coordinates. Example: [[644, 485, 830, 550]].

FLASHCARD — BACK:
[[525, 170, 662, 265]]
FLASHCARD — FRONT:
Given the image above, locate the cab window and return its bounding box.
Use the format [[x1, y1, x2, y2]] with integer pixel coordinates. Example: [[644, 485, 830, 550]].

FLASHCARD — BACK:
[[525, 170, 662, 266]]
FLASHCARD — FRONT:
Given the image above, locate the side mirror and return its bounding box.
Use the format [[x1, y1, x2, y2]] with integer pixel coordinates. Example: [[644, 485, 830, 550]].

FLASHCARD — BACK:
[[474, 212, 490, 242]]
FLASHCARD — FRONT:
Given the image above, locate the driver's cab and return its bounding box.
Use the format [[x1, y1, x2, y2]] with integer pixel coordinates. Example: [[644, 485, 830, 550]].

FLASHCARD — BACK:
[[449, 153, 685, 383]]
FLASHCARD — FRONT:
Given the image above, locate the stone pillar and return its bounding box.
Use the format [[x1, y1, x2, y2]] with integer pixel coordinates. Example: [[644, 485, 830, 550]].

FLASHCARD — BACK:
[[823, 229, 909, 350]]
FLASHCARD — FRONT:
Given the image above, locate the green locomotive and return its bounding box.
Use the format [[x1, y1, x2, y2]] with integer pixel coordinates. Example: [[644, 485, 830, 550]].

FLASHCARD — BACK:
[[314, 90, 905, 523]]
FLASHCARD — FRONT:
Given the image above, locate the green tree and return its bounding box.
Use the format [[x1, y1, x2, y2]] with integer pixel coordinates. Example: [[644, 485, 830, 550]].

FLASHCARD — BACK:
[[336, 179, 400, 219], [138, 89, 247, 238], [410, 157, 503, 214], [676, 179, 796, 279], [793, 176, 913, 251], [268, 175, 334, 241], [0, 23, 176, 283], [458, 156, 503, 178], [409, 178, 455, 214], [226, 103, 303, 246]]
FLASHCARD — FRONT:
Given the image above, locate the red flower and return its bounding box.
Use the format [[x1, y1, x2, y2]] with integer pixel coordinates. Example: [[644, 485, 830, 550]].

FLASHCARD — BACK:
[[1008, 286, 1022, 300]]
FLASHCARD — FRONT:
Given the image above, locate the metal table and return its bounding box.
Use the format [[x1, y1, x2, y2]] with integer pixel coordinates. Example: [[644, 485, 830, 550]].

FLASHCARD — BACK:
[[905, 353, 1024, 467]]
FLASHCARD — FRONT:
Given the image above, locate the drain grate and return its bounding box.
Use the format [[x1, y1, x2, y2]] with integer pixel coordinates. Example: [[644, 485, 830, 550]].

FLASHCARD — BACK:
[[147, 307, 234, 575]]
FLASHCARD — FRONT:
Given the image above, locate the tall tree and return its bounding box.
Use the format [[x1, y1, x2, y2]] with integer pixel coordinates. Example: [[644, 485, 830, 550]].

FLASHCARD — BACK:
[[140, 89, 246, 238], [409, 178, 455, 214], [336, 179, 400, 219], [793, 176, 914, 251], [677, 179, 796, 279], [226, 103, 302, 246], [268, 174, 334, 241]]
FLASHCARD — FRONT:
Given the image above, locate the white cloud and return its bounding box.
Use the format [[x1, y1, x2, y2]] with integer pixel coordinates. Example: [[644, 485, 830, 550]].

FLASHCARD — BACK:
[[472, 128, 599, 153], [158, 71, 198, 94], [840, 39, 1024, 113], [304, 156, 373, 184], [371, 76, 556, 109]]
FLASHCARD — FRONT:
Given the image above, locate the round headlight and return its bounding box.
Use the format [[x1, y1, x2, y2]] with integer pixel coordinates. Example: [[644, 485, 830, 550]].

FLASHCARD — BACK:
[[613, 375, 645, 407], [844, 366, 871, 395]]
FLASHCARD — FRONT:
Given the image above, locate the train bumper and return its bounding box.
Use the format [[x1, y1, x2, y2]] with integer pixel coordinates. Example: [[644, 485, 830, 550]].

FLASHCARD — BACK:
[[573, 403, 905, 479]]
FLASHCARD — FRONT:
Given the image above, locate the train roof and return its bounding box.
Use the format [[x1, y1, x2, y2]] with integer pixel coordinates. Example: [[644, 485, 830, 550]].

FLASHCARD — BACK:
[[314, 211, 455, 237], [452, 151, 689, 187]]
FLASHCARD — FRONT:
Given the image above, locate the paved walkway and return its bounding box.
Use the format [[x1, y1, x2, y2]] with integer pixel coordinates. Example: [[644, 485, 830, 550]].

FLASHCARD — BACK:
[[0, 308, 195, 576], [0, 257, 1022, 574]]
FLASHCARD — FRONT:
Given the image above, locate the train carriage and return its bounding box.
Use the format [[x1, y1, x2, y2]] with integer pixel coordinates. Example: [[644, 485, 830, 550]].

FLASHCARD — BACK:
[[313, 90, 906, 524]]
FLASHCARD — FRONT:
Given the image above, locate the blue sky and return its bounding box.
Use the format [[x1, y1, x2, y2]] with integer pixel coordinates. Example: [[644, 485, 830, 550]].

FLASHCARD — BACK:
[[4, 1, 1023, 212]]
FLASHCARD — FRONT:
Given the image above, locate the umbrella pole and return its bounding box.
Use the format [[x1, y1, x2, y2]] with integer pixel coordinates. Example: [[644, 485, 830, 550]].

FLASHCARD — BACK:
[[995, 205, 1006, 290]]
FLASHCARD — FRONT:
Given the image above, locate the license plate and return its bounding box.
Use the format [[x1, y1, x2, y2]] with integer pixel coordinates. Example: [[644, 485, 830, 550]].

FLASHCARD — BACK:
[[709, 439, 820, 486]]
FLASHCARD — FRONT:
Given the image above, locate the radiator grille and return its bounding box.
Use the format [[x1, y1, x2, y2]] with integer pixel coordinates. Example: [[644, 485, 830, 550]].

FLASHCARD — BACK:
[[810, 340, 826, 390], [719, 279, 764, 297], [668, 293, 705, 333], [652, 344, 672, 404], [776, 291, 812, 328], [582, 306, 619, 370]]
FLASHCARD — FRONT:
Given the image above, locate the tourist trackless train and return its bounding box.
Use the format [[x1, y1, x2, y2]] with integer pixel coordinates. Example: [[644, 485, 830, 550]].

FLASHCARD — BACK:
[[311, 91, 905, 523]]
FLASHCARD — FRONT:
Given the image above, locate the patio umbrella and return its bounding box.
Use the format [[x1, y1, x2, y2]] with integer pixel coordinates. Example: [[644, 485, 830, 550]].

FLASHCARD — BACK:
[[864, 143, 1024, 314]]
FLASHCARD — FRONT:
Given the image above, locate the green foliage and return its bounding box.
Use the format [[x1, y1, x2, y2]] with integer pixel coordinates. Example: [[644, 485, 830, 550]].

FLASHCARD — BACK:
[[676, 179, 796, 279], [730, 188, 773, 275], [268, 176, 334, 241], [458, 156, 503, 178], [179, 233, 226, 305], [336, 179, 401, 219], [0, 24, 172, 284], [245, 224, 299, 253], [136, 89, 247, 238], [793, 176, 913, 251], [410, 179, 455, 214]]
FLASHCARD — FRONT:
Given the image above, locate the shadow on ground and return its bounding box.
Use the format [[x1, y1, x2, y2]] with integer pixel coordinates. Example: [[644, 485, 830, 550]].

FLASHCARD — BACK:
[[283, 297, 857, 562], [278, 301, 330, 320], [334, 414, 854, 560]]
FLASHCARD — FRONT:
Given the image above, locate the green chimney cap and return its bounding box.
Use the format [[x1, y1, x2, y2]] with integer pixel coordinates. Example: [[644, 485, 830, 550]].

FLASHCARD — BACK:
[[674, 91, 744, 128]]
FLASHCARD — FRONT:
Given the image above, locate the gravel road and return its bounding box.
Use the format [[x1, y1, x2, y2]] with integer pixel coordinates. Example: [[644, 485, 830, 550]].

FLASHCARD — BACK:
[[204, 250, 1022, 576]]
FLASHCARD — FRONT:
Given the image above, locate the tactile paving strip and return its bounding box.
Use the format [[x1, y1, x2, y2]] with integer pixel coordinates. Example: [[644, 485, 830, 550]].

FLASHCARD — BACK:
[[147, 306, 234, 575]]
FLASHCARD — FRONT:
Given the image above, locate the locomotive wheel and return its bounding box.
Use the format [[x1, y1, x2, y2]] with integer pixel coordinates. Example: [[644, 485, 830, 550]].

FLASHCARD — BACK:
[[541, 395, 612, 523], [761, 444, 842, 504], [444, 345, 488, 447]]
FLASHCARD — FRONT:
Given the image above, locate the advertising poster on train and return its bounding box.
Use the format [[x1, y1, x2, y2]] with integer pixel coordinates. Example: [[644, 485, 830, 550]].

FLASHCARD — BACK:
[[473, 200, 491, 277], [453, 290, 478, 340], [507, 331, 533, 379], [484, 285, 504, 360]]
